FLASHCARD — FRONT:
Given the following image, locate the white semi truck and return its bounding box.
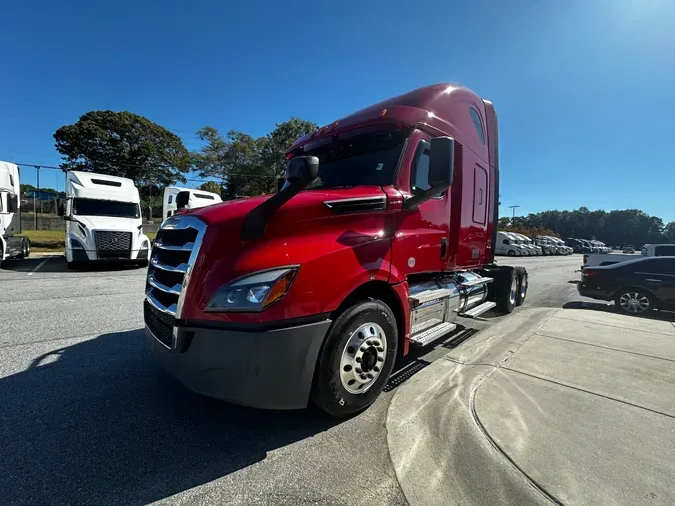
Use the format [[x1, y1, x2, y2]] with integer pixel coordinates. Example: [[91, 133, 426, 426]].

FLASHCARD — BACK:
[[0, 161, 31, 265], [60, 171, 151, 269], [162, 186, 222, 222], [496, 231, 526, 256], [513, 233, 541, 255]]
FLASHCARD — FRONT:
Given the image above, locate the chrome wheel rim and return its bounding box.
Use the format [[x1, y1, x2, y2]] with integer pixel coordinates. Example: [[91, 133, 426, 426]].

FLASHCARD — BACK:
[[520, 275, 528, 300], [340, 322, 386, 394], [619, 292, 650, 313], [509, 276, 518, 306]]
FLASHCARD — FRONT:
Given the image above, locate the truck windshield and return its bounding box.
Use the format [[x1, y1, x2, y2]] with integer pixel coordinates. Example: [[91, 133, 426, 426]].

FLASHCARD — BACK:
[[300, 129, 406, 189], [73, 198, 140, 218]]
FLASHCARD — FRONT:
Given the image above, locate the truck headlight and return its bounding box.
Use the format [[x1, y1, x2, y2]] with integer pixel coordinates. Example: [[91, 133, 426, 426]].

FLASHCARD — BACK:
[[206, 267, 298, 312]]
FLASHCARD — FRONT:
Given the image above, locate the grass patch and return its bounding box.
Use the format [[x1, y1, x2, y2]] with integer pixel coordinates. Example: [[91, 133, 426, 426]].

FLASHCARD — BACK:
[[23, 230, 65, 252], [22, 230, 157, 253]]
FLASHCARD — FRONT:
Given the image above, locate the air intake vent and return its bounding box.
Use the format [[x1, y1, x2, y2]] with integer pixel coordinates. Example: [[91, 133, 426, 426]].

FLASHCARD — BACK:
[[323, 196, 386, 214]]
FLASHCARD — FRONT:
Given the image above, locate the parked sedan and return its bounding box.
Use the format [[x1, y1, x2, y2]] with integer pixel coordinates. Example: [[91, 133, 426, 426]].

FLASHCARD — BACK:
[[577, 256, 675, 315]]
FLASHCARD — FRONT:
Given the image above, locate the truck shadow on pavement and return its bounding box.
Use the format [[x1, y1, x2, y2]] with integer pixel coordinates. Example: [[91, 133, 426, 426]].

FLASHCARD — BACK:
[[563, 300, 675, 322], [0, 329, 337, 505]]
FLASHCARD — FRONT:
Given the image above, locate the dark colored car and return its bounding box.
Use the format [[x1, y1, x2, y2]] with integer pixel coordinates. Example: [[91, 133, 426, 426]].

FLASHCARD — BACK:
[[577, 256, 675, 315]]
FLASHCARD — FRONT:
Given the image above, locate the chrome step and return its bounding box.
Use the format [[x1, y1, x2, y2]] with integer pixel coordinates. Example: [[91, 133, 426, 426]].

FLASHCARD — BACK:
[[410, 288, 456, 307], [410, 322, 457, 347], [459, 301, 496, 318], [459, 276, 493, 288]]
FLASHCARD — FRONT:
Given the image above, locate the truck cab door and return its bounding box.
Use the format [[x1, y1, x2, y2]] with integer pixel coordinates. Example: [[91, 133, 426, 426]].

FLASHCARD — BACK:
[[392, 130, 450, 276]]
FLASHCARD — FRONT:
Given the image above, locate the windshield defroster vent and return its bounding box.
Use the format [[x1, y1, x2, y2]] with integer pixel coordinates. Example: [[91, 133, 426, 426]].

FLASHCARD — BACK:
[[323, 196, 387, 214]]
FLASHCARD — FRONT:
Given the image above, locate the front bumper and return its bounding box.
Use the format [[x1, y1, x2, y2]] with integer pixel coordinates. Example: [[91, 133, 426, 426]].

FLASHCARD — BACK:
[[145, 319, 332, 410], [72, 248, 149, 262]]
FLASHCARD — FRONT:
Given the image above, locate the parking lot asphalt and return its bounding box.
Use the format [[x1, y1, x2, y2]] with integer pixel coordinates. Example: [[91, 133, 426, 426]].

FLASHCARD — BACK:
[[0, 254, 598, 505]]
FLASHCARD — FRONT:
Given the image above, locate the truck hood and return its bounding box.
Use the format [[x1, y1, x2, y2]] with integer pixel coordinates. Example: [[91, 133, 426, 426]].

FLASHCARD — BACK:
[[182, 187, 392, 319], [189, 187, 387, 233], [72, 215, 141, 231]]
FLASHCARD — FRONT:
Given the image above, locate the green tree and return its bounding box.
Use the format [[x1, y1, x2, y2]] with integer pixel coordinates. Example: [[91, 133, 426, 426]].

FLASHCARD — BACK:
[[198, 181, 223, 196], [663, 222, 675, 243], [502, 206, 668, 247], [192, 127, 256, 198], [192, 117, 317, 198], [54, 110, 191, 186]]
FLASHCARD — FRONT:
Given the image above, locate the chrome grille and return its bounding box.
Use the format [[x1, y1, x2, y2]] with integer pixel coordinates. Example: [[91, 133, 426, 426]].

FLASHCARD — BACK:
[[95, 231, 132, 258], [144, 216, 206, 346]]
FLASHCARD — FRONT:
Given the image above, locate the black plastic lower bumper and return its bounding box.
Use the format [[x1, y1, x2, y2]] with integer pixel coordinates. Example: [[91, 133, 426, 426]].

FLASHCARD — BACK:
[[145, 319, 332, 410], [576, 282, 612, 301]]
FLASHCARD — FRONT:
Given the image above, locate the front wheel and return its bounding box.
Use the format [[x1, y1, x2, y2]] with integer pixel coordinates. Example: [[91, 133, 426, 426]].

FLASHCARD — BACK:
[[311, 300, 398, 418], [615, 289, 653, 315], [507, 250, 516, 257]]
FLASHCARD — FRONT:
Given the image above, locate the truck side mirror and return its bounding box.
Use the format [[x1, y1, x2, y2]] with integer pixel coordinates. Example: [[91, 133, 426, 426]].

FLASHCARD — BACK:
[[241, 156, 319, 241], [176, 191, 190, 210], [428, 136, 454, 187], [286, 156, 319, 183], [277, 177, 286, 194], [57, 200, 65, 217]]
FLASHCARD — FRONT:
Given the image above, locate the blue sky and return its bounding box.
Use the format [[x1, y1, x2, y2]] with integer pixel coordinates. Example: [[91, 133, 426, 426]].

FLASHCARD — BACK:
[[2, 0, 675, 221]]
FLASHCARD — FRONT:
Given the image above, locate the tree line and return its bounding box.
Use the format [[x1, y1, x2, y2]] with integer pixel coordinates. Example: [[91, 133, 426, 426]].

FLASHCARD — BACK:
[[500, 207, 675, 247], [52, 110, 317, 199]]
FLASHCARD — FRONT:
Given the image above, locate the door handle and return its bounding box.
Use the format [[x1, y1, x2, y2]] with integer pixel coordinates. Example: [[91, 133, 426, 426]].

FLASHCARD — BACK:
[[645, 278, 662, 282], [441, 237, 448, 259]]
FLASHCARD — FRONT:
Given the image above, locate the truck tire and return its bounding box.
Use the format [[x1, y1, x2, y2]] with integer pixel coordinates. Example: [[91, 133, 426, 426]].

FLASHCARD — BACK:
[[21, 238, 31, 259], [496, 269, 518, 314], [311, 299, 398, 419], [137, 259, 149, 268], [515, 267, 527, 306], [66, 261, 81, 270]]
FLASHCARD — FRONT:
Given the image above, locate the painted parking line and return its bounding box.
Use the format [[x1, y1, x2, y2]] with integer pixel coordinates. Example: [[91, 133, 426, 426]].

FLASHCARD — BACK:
[[27, 258, 49, 276]]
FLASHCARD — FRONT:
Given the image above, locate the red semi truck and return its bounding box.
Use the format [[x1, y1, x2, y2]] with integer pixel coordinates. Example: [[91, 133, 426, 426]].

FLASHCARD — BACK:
[[144, 83, 528, 418]]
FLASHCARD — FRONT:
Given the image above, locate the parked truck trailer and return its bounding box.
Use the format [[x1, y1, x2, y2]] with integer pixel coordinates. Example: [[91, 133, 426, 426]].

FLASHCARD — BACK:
[[144, 83, 529, 418], [0, 161, 31, 265]]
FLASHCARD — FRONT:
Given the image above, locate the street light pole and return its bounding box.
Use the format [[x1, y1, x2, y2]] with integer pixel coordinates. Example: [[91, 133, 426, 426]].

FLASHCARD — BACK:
[[508, 205, 520, 219]]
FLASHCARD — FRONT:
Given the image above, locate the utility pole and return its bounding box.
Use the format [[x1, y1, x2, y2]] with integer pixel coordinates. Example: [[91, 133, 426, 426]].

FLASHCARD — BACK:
[[508, 205, 520, 219]]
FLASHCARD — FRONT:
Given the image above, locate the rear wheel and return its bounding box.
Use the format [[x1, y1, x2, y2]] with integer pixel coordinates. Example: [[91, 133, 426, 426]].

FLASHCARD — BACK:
[[515, 269, 528, 306], [311, 299, 398, 418], [496, 269, 518, 314], [615, 289, 653, 315]]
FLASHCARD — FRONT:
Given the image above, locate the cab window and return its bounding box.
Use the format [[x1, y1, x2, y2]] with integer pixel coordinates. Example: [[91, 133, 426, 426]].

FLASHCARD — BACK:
[[410, 141, 431, 195], [469, 108, 485, 145]]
